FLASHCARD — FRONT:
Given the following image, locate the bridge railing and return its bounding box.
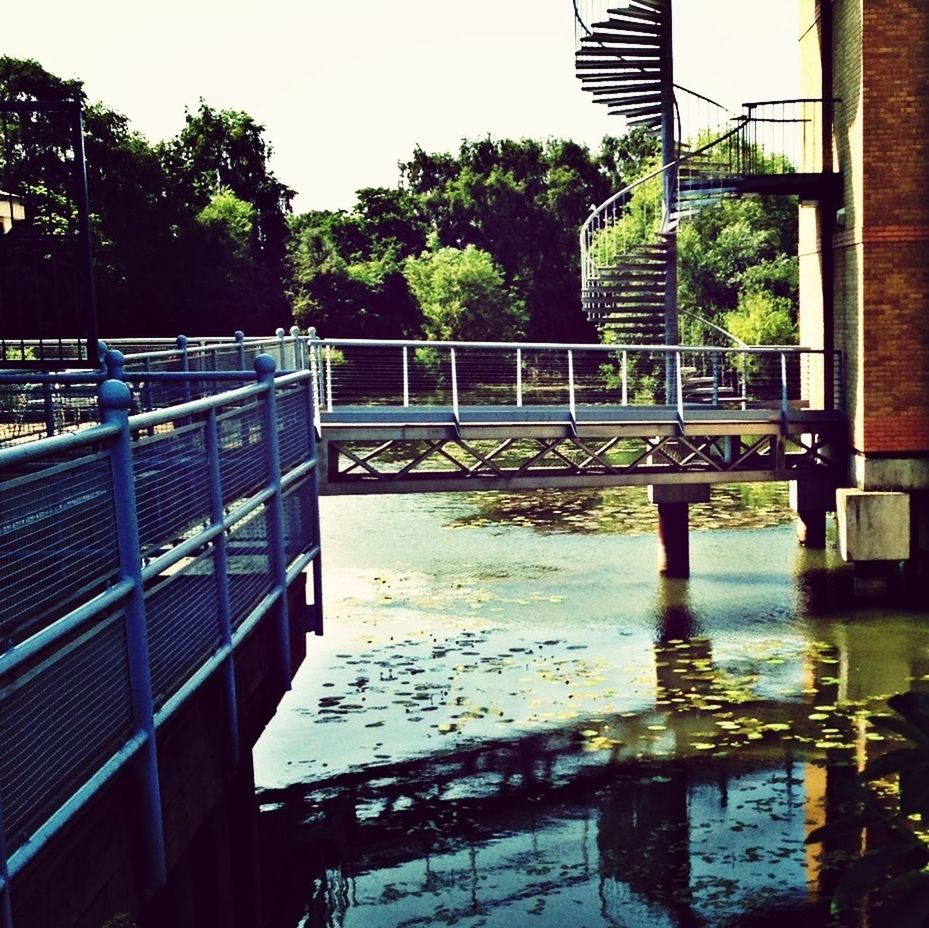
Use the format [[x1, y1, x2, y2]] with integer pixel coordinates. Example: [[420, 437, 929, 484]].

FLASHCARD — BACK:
[[0, 329, 307, 446], [309, 338, 843, 418], [0, 356, 322, 919]]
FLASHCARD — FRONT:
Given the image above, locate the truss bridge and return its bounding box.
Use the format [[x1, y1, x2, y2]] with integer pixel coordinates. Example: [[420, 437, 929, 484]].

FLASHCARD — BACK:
[[310, 336, 844, 496]]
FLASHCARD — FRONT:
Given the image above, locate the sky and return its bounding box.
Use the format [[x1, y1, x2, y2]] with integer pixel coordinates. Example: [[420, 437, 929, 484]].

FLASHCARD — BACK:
[[4, 1, 800, 213]]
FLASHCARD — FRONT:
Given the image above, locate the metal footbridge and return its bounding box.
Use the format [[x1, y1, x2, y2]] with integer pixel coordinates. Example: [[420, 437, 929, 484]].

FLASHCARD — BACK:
[[309, 336, 844, 494]]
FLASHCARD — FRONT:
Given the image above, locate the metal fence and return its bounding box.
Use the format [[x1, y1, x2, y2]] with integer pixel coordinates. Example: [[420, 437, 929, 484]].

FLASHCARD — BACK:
[[0, 329, 306, 446], [309, 337, 843, 420], [0, 353, 322, 927]]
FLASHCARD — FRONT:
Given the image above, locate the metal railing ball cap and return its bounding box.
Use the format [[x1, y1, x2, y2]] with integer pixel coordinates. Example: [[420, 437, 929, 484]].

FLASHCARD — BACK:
[[254, 354, 277, 376], [98, 377, 133, 410]]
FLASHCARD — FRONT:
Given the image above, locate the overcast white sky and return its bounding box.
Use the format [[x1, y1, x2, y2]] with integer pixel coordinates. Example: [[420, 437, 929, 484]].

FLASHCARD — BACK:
[[5, 1, 800, 213]]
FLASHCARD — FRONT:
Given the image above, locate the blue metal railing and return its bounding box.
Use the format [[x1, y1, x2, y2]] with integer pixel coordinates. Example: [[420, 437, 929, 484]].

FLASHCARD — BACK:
[[308, 336, 844, 417], [0, 329, 307, 446], [0, 351, 322, 926]]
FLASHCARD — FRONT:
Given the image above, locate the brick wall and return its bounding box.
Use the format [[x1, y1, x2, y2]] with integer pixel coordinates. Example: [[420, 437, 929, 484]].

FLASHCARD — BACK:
[[858, 0, 929, 453], [799, 0, 929, 458]]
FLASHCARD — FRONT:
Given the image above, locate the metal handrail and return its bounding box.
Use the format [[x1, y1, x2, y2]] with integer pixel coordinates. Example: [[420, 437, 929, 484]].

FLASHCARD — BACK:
[[314, 336, 815, 356], [0, 354, 323, 910]]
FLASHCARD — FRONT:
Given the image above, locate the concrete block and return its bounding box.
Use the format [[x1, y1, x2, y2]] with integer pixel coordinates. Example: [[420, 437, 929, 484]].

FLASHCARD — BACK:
[[852, 454, 929, 492], [648, 483, 710, 505], [836, 489, 910, 562]]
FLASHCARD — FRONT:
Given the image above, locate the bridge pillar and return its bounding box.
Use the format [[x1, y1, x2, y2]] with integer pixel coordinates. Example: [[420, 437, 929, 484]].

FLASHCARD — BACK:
[[836, 489, 910, 597], [789, 480, 833, 549], [649, 484, 710, 578]]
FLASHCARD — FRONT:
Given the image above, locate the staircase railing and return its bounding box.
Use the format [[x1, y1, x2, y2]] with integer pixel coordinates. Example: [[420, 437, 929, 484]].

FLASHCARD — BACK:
[[581, 117, 749, 292], [739, 99, 827, 175]]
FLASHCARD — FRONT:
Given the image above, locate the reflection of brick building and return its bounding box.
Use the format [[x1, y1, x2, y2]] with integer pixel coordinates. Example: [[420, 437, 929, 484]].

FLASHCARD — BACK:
[[799, 0, 929, 580]]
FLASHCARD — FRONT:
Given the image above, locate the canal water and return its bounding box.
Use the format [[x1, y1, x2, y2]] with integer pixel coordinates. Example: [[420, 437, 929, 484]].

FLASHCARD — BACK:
[[253, 486, 929, 928]]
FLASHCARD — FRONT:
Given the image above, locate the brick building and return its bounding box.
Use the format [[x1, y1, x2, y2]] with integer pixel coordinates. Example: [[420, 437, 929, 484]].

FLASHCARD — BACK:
[[798, 0, 929, 579]]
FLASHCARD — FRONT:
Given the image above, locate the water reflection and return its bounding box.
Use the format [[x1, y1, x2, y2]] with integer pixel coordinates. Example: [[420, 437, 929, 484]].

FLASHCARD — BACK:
[[259, 733, 855, 927], [253, 488, 929, 928]]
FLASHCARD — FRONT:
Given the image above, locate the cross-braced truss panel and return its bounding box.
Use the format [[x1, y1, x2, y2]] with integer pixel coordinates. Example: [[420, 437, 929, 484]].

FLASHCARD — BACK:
[[326, 430, 837, 486]]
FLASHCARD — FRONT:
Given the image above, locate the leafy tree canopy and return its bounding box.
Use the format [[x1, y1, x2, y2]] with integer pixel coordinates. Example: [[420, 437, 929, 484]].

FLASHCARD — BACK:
[[404, 243, 526, 342]]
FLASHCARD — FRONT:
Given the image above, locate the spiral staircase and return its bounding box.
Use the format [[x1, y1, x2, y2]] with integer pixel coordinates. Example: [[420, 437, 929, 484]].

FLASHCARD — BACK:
[[574, 0, 837, 347]]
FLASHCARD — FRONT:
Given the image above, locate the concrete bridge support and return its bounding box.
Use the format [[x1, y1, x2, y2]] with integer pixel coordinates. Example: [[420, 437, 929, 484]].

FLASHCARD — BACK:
[[649, 484, 710, 578], [789, 480, 833, 549], [836, 489, 911, 597]]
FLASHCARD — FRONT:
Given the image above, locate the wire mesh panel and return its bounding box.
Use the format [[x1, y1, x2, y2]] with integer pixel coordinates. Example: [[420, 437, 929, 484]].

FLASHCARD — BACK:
[[0, 377, 102, 445], [572, 349, 624, 406], [218, 401, 267, 506], [144, 548, 223, 706], [282, 478, 315, 566], [0, 102, 97, 368], [0, 610, 133, 855], [519, 349, 571, 407], [406, 346, 452, 407], [453, 347, 520, 408], [132, 422, 210, 555], [0, 452, 119, 645], [277, 386, 310, 471], [226, 505, 274, 628]]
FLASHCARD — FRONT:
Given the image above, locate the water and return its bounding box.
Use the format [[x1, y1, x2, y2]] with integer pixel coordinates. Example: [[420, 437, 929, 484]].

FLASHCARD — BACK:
[[253, 486, 929, 928]]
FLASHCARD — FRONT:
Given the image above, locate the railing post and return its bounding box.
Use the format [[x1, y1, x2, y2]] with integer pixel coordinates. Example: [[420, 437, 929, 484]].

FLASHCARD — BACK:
[[105, 349, 125, 382], [306, 329, 322, 432], [205, 406, 241, 764], [42, 379, 55, 437], [675, 351, 684, 420], [621, 350, 628, 407], [302, 377, 324, 636], [741, 351, 749, 411], [516, 348, 523, 407], [780, 352, 789, 418], [276, 327, 287, 370], [98, 379, 167, 889], [567, 350, 576, 421], [402, 345, 410, 408], [177, 334, 191, 404], [711, 352, 719, 408], [324, 346, 333, 413], [142, 358, 155, 413], [235, 330, 246, 370], [450, 348, 459, 423], [290, 325, 303, 369], [254, 355, 293, 691]]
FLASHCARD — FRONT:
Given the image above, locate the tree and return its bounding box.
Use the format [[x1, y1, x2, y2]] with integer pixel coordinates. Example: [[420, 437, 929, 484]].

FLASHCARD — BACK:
[[403, 244, 526, 342], [286, 187, 426, 337], [678, 193, 799, 345]]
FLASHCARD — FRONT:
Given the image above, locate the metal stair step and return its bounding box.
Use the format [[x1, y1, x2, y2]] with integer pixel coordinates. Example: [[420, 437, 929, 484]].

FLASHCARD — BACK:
[[590, 18, 660, 36], [580, 33, 661, 48]]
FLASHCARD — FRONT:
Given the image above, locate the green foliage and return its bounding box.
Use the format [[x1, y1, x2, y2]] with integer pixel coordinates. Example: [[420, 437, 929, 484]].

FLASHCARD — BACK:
[[678, 193, 799, 346], [807, 692, 929, 925], [286, 187, 425, 337], [403, 245, 526, 342], [589, 162, 664, 267], [724, 291, 796, 356], [0, 58, 294, 336], [289, 134, 657, 341], [196, 187, 255, 255]]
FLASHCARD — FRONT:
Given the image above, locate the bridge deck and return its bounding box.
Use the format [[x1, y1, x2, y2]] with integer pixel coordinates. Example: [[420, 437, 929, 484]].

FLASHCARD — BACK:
[[318, 404, 843, 494], [321, 403, 836, 437]]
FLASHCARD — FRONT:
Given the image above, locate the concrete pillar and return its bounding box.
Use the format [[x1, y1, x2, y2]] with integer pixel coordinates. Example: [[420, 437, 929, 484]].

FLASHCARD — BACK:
[[789, 480, 834, 549], [648, 484, 710, 578], [836, 489, 910, 598]]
